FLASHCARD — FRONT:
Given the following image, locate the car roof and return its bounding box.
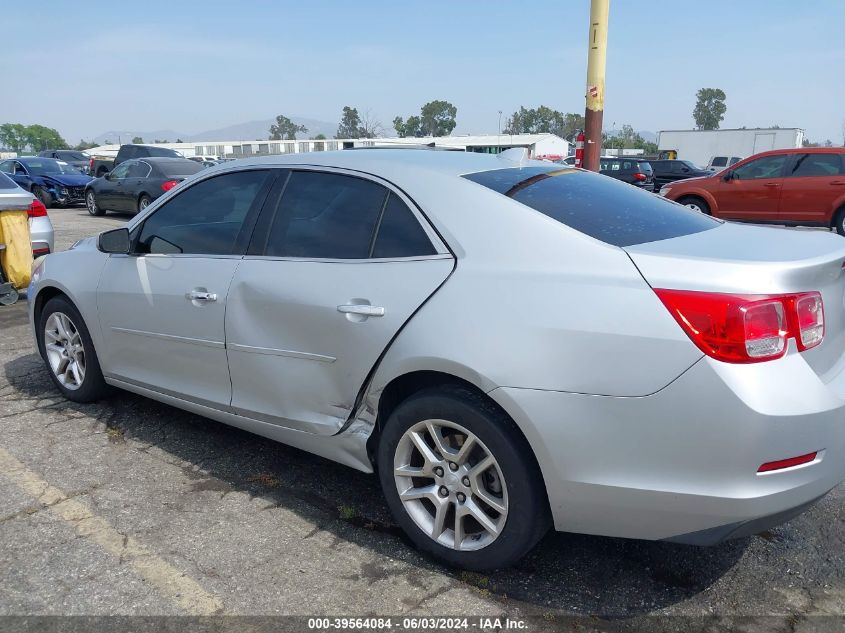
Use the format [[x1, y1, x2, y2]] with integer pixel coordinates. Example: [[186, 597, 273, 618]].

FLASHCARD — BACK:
[[754, 147, 845, 157], [137, 157, 197, 164], [17, 156, 58, 162]]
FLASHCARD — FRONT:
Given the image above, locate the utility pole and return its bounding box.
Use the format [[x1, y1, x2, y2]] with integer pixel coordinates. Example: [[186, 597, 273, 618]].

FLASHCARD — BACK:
[[582, 0, 609, 172]]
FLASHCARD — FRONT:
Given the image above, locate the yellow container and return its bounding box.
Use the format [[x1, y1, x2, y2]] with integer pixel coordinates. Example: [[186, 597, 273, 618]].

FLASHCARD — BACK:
[[0, 209, 33, 289]]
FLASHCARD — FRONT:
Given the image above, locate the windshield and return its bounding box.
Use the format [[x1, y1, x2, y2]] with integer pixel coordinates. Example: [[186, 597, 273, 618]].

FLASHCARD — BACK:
[[24, 159, 82, 176], [463, 166, 719, 247]]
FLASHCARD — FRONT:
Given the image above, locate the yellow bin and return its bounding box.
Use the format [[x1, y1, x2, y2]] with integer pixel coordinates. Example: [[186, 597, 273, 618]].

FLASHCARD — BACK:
[[0, 209, 33, 289]]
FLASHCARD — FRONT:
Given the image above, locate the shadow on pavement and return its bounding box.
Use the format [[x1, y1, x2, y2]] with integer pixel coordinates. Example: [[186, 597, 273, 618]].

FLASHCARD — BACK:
[[3, 352, 748, 616]]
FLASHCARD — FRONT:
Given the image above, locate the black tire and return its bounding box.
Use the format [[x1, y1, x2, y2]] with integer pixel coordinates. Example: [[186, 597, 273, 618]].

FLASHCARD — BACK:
[[377, 385, 550, 570], [834, 208, 845, 237], [37, 296, 111, 403], [137, 194, 152, 214], [677, 195, 710, 215], [32, 186, 52, 208], [86, 190, 105, 216]]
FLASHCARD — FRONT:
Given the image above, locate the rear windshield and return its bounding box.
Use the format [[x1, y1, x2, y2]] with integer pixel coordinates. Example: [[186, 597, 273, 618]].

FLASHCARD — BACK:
[[462, 166, 718, 247], [156, 160, 204, 177], [0, 172, 17, 189]]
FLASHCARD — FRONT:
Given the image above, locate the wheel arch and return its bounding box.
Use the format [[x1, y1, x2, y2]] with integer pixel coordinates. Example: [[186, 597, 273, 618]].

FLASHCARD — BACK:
[[829, 197, 845, 227], [672, 188, 718, 214]]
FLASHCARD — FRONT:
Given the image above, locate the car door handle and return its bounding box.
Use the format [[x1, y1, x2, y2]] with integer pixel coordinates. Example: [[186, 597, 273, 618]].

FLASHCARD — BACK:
[[186, 290, 217, 302], [337, 304, 385, 317], [831, 181, 845, 186], [764, 182, 780, 187]]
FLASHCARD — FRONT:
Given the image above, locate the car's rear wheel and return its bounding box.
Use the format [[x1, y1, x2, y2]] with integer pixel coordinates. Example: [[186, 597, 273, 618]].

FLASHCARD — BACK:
[[834, 207, 845, 237], [377, 386, 549, 570], [137, 194, 152, 213], [37, 296, 110, 403], [86, 190, 105, 216], [677, 196, 710, 215], [33, 186, 52, 208]]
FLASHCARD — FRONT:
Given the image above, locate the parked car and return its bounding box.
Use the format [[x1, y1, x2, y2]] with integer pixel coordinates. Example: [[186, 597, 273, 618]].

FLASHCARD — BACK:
[[38, 150, 91, 174], [85, 157, 204, 216], [649, 159, 711, 190], [660, 148, 845, 233], [28, 150, 845, 570], [0, 157, 93, 207], [0, 171, 54, 256], [706, 155, 743, 173], [88, 144, 184, 178], [599, 157, 655, 190]]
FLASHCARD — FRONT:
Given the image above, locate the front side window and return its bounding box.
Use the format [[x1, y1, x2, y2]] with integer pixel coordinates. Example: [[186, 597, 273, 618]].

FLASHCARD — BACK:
[[789, 153, 843, 178], [265, 171, 387, 259], [732, 155, 788, 180], [136, 170, 270, 255], [463, 166, 718, 247]]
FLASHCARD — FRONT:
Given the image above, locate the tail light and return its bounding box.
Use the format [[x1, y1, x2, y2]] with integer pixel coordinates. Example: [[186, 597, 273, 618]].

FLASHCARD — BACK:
[[161, 180, 179, 192], [89, 158, 95, 172], [632, 172, 648, 181], [655, 289, 824, 363], [758, 451, 818, 473], [28, 199, 48, 218]]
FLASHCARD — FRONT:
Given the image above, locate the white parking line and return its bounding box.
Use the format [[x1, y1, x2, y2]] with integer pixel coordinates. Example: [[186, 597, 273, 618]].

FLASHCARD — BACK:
[[0, 447, 224, 615]]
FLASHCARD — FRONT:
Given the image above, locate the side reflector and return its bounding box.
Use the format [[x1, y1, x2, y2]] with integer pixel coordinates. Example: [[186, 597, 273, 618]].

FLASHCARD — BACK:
[[758, 452, 818, 473]]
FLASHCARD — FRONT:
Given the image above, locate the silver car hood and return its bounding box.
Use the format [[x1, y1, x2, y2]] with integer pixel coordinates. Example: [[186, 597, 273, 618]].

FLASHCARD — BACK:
[[624, 221, 845, 378]]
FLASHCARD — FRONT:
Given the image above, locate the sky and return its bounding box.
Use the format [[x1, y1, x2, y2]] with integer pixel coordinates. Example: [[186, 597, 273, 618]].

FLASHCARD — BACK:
[[2, 0, 844, 144]]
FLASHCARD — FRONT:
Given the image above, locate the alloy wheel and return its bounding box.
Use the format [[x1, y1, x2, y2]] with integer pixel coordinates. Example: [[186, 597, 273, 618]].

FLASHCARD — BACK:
[[86, 191, 97, 215], [393, 419, 508, 551], [44, 312, 86, 390], [684, 201, 703, 213]]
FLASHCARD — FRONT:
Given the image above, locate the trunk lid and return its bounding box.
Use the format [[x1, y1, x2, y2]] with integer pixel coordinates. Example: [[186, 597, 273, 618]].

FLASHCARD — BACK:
[[624, 222, 845, 377]]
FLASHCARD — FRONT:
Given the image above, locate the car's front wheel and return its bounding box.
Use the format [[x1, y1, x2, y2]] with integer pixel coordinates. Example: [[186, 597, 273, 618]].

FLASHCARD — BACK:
[[86, 190, 105, 216], [37, 296, 110, 403], [377, 386, 549, 570], [677, 195, 710, 215]]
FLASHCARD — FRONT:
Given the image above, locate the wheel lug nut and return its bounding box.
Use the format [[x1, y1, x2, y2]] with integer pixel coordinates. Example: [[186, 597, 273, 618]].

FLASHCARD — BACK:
[[439, 486, 449, 497], [462, 476, 470, 486], [456, 492, 466, 503], [434, 466, 444, 477], [449, 462, 458, 472]]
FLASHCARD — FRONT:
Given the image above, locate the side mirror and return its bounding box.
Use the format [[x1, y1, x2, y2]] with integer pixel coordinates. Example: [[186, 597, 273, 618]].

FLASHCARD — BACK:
[[97, 228, 130, 254], [103, 171, 113, 180], [722, 171, 735, 182]]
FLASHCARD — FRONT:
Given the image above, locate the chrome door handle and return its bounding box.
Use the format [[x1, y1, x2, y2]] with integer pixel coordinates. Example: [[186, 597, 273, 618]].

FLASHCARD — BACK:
[[186, 290, 217, 302], [337, 304, 385, 317], [764, 182, 780, 187]]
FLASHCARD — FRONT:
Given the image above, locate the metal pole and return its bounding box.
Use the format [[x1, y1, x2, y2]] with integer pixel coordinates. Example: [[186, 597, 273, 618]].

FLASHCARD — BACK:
[[497, 110, 502, 154], [583, 0, 609, 172]]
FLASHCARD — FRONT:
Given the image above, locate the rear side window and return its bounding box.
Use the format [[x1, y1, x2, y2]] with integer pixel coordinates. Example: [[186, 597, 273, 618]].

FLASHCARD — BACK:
[[137, 170, 270, 255], [636, 162, 653, 174], [462, 167, 718, 247], [372, 193, 436, 258], [265, 171, 387, 259], [789, 153, 843, 177]]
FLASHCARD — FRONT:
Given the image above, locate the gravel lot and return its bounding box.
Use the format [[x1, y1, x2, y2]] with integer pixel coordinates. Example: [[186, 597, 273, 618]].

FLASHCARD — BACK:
[[1, 206, 844, 631]]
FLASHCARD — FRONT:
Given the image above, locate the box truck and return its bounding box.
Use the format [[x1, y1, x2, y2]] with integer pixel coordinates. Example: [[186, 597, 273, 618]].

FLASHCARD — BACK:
[[656, 128, 804, 171]]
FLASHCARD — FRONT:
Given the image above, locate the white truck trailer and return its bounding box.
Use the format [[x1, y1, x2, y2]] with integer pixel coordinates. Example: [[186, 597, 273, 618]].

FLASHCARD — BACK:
[[657, 128, 804, 169]]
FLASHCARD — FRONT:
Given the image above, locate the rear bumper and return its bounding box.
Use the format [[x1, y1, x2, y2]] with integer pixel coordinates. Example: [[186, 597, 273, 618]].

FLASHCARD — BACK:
[[489, 350, 845, 543]]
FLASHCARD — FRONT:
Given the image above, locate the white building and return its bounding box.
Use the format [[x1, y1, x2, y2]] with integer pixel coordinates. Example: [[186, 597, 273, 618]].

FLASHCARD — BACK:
[[86, 133, 569, 160]]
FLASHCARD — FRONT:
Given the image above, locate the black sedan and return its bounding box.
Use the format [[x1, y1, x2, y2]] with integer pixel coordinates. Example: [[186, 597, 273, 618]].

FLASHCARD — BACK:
[[84, 157, 203, 216], [648, 160, 711, 190], [38, 150, 91, 175]]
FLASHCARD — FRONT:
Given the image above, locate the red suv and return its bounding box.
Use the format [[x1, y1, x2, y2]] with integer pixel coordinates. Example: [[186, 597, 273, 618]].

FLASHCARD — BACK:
[[661, 148, 845, 234]]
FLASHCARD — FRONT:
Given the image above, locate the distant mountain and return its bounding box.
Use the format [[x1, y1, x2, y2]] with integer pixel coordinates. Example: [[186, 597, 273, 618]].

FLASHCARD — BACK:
[[92, 116, 337, 145]]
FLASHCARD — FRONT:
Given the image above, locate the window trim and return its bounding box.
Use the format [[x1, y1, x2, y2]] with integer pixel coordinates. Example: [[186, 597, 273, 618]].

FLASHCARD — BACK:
[[785, 152, 845, 179], [128, 167, 278, 258], [244, 165, 449, 263]]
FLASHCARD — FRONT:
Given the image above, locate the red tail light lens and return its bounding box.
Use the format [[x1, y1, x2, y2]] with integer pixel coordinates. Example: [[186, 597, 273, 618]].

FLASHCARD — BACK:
[[758, 451, 818, 473], [28, 199, 48, 218], [632, 172, 648, 181], [161, 180, 179, 192], [655, 289, 824, 363]]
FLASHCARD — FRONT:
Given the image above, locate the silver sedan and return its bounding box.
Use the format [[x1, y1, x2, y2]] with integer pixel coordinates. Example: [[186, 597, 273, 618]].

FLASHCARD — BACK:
[[28, 150, 845, 569]]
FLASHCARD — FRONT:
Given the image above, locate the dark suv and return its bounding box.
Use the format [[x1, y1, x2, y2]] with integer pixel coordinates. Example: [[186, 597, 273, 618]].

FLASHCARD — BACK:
[[649, 160, 710, 190], [598, 157, 654, 191]]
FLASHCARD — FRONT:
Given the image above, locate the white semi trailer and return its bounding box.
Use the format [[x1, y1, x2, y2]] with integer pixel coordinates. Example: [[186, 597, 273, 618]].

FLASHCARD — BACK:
[[657, 128, 804, 169]]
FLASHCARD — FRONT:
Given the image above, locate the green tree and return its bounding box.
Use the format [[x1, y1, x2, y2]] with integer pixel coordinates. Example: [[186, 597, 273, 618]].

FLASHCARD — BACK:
[[394, 100, 457, 137], [74, 140, 98, 151], [502, 107, 584, 140], [132, 136, 144, 144], [23, 124, 67, 151], [693, 88, 727, 130], [337, 106, 362, 139], [269, 114, 307, 140], [313, 133, 327, 140], [393, 115, 422, 138], [0, 123, 28, 152]]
